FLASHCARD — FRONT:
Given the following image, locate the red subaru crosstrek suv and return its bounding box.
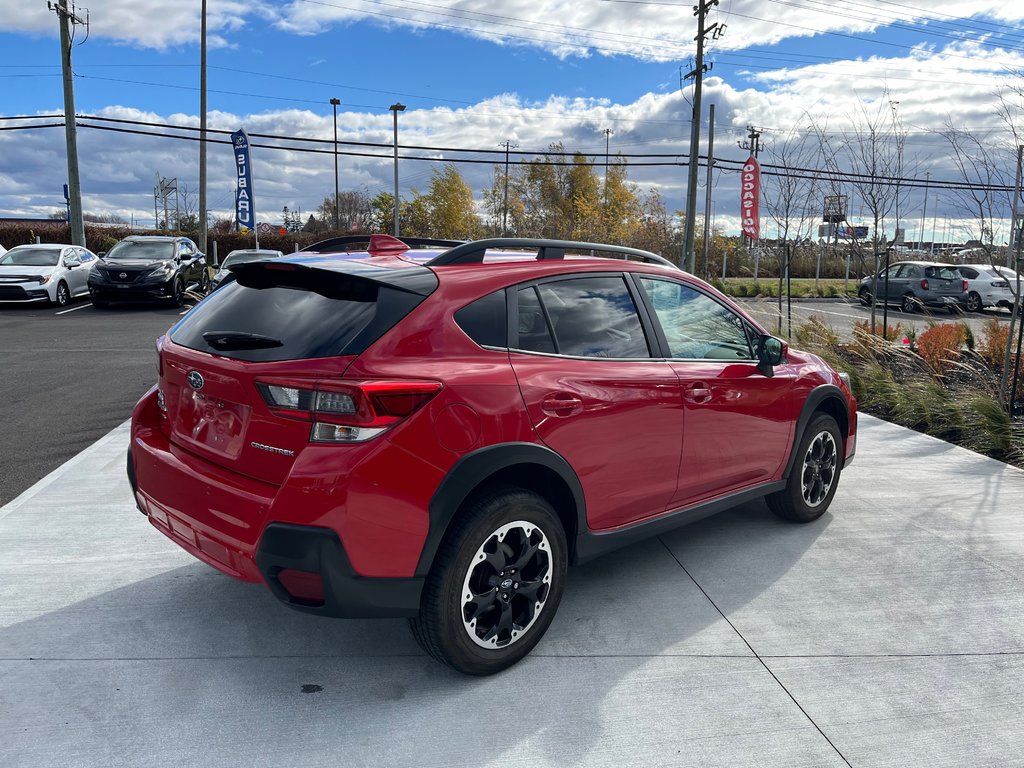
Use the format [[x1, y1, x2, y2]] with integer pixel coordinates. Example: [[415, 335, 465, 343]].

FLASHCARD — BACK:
[[129, 235, 857, 675]]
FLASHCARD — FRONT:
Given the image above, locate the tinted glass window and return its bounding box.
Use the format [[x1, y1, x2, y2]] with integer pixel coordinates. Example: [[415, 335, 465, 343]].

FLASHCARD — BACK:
[[536, 276, 649, 358], [171, 268, 394, 362], [640, 278, 752, 360], [0, 248, 59, 266], [925, 266, 960, 280], [514, 286, 555, 354], [107, 241, 174, 260], [959, 267, 979, 279], [455, 290, 507, 348]]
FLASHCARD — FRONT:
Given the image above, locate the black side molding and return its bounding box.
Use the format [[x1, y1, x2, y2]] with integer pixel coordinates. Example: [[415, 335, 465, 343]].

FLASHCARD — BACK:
[[574, 480, 786, 565], [417, 442, 586, 576], [256, 523, 423, 619], [783, 384, 851, 480]]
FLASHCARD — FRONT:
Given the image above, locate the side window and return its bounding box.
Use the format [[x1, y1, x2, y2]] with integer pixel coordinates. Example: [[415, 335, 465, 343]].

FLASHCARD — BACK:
[[78, 248, 94, 262], [515, 286, 556, 353], [179, 242, 193, 257], [884, 264, 901, 279], [960, 268, 978, 280], [455, 290, 507, 348], [536, 276, 650, 358], [639, 278, 753, 360]]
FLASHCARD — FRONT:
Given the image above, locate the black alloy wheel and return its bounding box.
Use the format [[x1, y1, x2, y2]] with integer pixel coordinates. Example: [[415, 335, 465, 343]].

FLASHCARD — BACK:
[[410, 487, 567, 675], [170, 277, 185, 307], [901, 293, 917, 313], [858, 288, 872, 307], [767, 413, 843, 523]]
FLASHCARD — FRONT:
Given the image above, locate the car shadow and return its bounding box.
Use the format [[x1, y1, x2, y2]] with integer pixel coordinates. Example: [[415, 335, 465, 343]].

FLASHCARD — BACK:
[[0, 496, 829, 766]]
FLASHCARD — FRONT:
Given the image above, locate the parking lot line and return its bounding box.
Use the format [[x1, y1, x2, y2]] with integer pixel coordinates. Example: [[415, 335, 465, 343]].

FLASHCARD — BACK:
[[55, 303, 92, 315]]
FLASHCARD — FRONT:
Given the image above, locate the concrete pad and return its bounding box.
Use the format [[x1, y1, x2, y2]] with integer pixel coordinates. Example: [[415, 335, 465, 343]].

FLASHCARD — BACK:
[[768, 655, 1024, 768], [3, 413, 1024, 765]]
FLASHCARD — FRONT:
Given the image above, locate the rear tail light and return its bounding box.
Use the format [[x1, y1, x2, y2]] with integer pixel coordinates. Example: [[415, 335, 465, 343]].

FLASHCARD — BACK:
[[993, 280, 1009, 288], [921, 279, 929, 290], [255, 378, 442, 443], [963, 279, 969, 292]]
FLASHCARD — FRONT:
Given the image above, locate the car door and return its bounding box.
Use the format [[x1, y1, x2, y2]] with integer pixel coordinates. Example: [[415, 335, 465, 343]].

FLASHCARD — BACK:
[[634, 276, 797, 507], [178, 240, 196, 283], [878, 263, 903, 303], [507, 274, 684, 531], [61, 248, 85, 295]]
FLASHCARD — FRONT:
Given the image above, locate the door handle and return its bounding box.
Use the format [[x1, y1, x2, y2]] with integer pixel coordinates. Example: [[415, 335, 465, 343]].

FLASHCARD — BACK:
[[541, 392, 584, 417], [684, 382, 713, 404]]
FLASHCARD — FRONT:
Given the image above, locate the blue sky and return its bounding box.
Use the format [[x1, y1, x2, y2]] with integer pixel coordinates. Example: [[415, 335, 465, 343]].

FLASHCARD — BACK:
[[3, 0, 1024, 241]]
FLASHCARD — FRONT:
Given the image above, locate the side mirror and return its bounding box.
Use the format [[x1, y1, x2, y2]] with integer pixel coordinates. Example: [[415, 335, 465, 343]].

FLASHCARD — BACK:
[[98, 251, 106, 258], [757, 335, 785, 377]]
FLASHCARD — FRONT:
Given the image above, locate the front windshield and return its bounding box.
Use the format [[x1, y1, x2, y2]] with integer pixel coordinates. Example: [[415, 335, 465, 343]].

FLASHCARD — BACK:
[[0, 248, 60, 267], [106, 241, 174, 260], [224, 253, 270, 268]]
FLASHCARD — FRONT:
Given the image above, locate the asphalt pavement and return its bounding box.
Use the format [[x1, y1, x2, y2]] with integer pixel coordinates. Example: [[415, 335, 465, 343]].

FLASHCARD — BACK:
[[0, 298, 191, 505], [2, 414, 1024, 766]]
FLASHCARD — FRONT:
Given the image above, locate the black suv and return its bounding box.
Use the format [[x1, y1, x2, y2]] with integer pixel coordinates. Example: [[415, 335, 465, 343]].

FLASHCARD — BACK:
[[89, 236, 208, 308]]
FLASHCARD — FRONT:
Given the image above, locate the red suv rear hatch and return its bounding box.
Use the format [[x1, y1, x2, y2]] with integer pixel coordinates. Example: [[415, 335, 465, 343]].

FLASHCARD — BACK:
[[159, 256, 439, 485]]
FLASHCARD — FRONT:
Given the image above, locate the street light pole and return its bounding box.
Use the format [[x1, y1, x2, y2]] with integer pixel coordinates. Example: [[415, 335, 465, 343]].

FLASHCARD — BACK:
[[389, 103, 406, 237], [199, 0, 208, 255], [330, 98, 341, 231]]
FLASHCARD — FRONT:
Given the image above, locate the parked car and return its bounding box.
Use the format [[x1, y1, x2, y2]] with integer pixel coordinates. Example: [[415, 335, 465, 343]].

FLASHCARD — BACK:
[[88, 235, 208, 308], [210, 248, 285, 291], [129, 235, 857, 675], [0, 243, 99, 306], [858, 260, 968, 313], [958, 263, 1022, 312]]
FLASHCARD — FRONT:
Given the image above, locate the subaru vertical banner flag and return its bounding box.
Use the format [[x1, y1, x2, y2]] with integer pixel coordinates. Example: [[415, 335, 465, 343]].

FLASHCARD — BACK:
[[231, 129, 254, 230], [740, 154, 760, 241]]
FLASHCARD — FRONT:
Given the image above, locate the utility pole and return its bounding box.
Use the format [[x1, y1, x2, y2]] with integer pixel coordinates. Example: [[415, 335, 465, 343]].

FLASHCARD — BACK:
[[701, 103, 715, 279], [919, 171, 930, 252], [49, 0, 86, 246], [198, 0, 208, 254], [998, 144, 1024, 411], [602, 128, 613, 238], [681, 0, 720, 273], [389, 103, 406, 237], [500, 140, 517, 237], [331, 98, 341, 230]]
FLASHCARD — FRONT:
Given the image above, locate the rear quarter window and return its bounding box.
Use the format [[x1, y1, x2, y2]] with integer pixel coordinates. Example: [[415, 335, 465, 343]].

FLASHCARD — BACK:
[[455, 290, 507, 348], [925, 266, 960, 280]]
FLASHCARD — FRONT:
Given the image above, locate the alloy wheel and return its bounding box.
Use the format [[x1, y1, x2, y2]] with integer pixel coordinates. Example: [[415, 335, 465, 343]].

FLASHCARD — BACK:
[[56, 282, 69, 306], [801, 430, 838, 508], [966, 292, 982, 312], [460, 520, 552, 649]]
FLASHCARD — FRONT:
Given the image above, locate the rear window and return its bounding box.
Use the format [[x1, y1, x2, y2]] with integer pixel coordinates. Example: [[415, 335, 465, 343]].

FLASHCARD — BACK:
[[925, 266, 960, 280], [170, 266, 423, 362]]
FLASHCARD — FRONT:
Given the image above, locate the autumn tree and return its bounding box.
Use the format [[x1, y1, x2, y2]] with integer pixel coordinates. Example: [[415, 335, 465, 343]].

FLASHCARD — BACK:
[[317, 190, 373, 232]]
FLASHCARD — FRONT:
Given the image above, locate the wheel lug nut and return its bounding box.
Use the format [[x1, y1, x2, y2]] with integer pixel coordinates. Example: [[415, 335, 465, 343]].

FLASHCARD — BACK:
[[514, 583, 519, 588]]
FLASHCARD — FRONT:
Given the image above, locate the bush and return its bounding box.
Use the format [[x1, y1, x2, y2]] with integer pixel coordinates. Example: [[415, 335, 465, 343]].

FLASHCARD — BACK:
[[916, 323, 968, 373], [978, 318, 1011, 369]]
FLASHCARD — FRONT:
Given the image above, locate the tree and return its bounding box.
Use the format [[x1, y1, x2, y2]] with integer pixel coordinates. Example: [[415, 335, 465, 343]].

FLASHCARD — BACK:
[[316, 190, 373, 232], [421, 164, 481, 239]]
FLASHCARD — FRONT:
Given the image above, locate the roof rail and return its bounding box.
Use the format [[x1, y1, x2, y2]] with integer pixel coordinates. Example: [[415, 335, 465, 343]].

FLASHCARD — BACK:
[[425, 238, 680, 270], [301, 234, 465, 254]]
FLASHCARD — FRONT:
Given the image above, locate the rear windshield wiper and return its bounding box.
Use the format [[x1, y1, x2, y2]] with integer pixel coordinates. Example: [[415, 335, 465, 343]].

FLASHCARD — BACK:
[[202, 331, 284, 350]]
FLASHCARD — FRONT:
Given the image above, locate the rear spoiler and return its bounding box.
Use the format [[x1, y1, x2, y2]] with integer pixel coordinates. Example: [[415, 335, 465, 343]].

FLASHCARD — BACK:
[[228, 254, 439, 297]]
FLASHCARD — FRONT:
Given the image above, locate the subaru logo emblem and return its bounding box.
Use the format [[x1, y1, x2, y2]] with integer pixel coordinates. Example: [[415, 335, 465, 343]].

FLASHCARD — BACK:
[[119, 272, 127, 279], [187, 371, 205, 391], [500, 578, 513, 590]]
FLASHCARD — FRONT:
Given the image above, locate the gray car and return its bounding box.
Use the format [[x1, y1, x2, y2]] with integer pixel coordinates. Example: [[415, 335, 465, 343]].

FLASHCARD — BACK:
[[858, 260, 967, 313]]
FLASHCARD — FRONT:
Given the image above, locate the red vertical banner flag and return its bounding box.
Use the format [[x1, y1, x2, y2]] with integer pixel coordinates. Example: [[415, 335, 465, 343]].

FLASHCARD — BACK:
[[741, 155, 761, 241]]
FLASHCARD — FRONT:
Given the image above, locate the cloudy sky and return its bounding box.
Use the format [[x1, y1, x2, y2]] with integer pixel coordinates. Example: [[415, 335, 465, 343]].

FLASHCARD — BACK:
[[3, 0, 1024, 242]]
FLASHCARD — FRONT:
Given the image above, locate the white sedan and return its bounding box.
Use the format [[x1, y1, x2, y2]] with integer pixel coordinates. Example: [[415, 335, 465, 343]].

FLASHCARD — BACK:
[[958, 263, 1022, 312], [0, 243, 99, 307]]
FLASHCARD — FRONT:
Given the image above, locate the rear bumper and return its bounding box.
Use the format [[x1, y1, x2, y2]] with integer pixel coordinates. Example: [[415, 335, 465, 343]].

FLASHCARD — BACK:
[[256, 524, 423, 618], [129, 389, 427, 619]]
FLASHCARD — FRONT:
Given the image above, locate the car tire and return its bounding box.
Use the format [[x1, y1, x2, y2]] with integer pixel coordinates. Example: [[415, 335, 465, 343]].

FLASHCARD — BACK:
[[409, 487, 567, 675], [54, 280, 70, 307], [965, 292, 982, 313], [170, 277, 185, 307], [858, 287, 872, 307], [199, 269, 210, 294], [767, 413, 843, 524], [901, 293, 917, 313]]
